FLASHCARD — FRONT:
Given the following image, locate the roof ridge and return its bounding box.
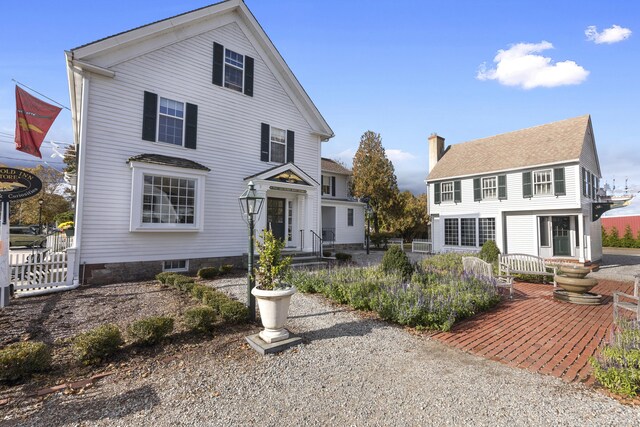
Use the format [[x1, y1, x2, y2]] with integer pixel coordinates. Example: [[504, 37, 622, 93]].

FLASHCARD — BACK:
[[455, 114, 590, 148]]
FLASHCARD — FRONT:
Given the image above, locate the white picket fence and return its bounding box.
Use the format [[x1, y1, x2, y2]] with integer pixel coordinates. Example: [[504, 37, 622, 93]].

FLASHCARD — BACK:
[[46, 233, 74, 252], [9, 250, 70, 292], [412, 239, 433, 254]]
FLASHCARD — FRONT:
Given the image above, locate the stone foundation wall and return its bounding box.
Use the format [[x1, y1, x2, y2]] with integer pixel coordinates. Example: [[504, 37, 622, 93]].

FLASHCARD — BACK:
[[82, 256, 244, 285]]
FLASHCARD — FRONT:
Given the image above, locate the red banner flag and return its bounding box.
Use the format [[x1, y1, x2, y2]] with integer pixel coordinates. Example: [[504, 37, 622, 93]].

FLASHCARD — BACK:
[[14, 86, 62, 159]]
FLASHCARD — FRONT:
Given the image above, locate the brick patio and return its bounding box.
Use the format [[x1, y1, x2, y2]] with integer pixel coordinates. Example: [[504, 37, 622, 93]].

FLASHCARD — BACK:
[[430, 279, 635, 385]]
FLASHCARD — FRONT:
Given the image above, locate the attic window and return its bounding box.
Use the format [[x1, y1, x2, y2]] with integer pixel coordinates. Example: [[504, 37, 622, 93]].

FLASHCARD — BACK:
[[224, 49, 244, 92]]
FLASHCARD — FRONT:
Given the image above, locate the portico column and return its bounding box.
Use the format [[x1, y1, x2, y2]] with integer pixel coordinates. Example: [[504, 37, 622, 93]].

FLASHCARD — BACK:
[[578, 213, 585, 263]]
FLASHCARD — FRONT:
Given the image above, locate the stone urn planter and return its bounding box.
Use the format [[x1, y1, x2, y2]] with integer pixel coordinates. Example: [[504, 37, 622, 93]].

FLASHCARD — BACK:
[[252, 286, 296, 343]]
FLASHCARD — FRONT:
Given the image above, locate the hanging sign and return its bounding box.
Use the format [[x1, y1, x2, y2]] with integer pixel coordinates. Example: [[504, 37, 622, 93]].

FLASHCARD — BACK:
[[0, 168, 42, 202], [592, 202, 614, 221]]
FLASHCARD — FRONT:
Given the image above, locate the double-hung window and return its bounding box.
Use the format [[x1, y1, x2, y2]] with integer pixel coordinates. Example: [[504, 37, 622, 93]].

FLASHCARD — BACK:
[[482, 177, 497, 199], [224, 49, 244, 92], [533, 169, 553, 196], [441, 181, 454, 202], [158, 97, 184, 146], [270, 127, 286, 163], [322, 175, 332, 195], [347, 208, 354, 227]]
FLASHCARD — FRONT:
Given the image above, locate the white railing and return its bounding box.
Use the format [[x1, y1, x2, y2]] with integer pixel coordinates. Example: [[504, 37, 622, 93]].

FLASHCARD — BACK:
[[46, 233, 74, 252], [388, 238, 404, 247], [412, 239, 432, 253], [10, 250, 70, 292]]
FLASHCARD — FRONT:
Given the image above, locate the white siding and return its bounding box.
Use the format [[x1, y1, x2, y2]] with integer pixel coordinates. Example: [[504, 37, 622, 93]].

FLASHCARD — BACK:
[[321, 200, 365, 245], [505, 215, 537, 254], [321, 173, 350, 199], [78, 19, 322, 264]]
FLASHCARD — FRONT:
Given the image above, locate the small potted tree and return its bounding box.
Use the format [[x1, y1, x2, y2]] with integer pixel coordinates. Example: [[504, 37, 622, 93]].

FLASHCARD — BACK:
[[251, 229, 295, 343]]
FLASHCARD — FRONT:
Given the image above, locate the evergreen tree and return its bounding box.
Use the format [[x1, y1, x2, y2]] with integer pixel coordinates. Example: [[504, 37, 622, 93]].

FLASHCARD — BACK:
[[609, 226, 621, 247], [622, 225, 635, 248], [635, 229, 640, 249], [352, 131, 400, 233], [601, 226, 609, 247]]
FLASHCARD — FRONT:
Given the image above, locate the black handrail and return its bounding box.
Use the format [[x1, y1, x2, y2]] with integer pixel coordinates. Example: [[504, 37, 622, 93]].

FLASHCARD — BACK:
[[310, 230, 323, 260], [299, 229, 304, 249]]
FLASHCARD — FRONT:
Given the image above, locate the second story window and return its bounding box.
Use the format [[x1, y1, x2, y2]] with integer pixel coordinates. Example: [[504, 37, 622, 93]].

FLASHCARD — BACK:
[[441, 181, 454, 202], [158, 97, 184, 146], [322, 175, 332, 195], [270, 127, 286, 163], [482, 177, 497, 199], [533, 170, 552, 196], [224, 49, 244, 92]]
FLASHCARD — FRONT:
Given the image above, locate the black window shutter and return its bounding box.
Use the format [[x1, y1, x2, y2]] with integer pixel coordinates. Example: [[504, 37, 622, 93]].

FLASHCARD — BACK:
[[587, 171, 592, 198], [591, 174, 597, 200], [581, 167, 586, 197], [473, 178, 481, 201], [553, 167, 565, 196], [212, 42, 224, 86], [142, 91, 157, 142], [523, 172, 532, 198], [454, 180, 461, 203], [244, 56, 254, 97], [331, 176, 336, 196], [321, 175, 324, 192], [184, 103, 198, 149], [260, 123, 270, 162], [286, 130, 295, 163], [498, 175, 507, 200], [434, 183, 441, 204]]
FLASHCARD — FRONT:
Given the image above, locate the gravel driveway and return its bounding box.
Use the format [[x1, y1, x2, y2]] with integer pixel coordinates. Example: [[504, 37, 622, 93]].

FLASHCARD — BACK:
[[6, 277, 640, 426]]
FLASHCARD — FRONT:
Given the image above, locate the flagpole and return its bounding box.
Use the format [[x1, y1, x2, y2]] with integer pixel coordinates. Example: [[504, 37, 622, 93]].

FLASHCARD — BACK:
[[11, 79, 70, 111]]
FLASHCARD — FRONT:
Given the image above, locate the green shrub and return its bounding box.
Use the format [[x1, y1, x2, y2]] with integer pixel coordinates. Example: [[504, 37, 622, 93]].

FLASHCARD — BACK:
[[198, 267, 221, 280], [201, 289, 230, 313], [370, 231, 393, 248], [381, 246, 413, 279], [591, 321, 640, 397], [127, 317, 174, 346], [73, 324, 124, 365], [219, 300, 248, 324], [335, 252, 352, 262], [191, 284, 209, 300], [478, 240, 500, 263], [156, 272, 177, 284], [289, 270, 324, 293], [0, 341, 52, 381], [172, 275, 195, 292], [184, 306, 217, 333], [220, 264, 234, 274], [421, 252, 474, 276], [323, 250, 332, 258]]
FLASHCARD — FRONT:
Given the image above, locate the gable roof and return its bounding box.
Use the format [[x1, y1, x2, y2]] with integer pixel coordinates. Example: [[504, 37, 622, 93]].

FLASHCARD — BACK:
[[427, 115, 591, 181], [66, 0, 333, 139], [321, 158, 352, 175], [244, 162, 319, 186]]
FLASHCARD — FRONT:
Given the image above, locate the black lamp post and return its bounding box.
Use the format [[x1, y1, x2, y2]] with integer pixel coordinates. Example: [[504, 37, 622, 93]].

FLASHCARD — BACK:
[[363, 198, 372, 255], [238, 181, 264, 322], [37, 198, 44, 234]]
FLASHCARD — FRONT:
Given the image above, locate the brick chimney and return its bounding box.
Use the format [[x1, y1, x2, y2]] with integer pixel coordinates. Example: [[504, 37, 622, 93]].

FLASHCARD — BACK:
[[428, 133, 445, 174]]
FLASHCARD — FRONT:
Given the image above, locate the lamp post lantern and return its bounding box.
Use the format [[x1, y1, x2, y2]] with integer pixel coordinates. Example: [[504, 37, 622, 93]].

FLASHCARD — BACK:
[[37, 198, 44, 234], [238, 181, 264, 322]]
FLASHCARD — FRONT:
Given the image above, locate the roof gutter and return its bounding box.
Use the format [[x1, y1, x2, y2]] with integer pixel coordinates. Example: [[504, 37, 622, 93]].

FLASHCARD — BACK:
[[426, 159, 582, 183]]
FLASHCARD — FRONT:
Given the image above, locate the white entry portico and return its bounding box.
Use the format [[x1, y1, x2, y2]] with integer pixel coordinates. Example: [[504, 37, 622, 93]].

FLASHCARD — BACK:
[[245, 163, 320, 252]]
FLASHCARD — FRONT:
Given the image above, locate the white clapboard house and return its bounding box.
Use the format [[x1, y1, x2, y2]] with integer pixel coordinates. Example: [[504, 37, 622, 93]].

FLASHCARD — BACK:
[[426, 115, 603, 263], [320, 158, 365, 248], [65, 0, 334, 284]]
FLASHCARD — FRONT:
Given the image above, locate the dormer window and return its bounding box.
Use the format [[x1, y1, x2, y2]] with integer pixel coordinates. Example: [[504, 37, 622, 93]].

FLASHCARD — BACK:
[[224, 49, 244, 92]]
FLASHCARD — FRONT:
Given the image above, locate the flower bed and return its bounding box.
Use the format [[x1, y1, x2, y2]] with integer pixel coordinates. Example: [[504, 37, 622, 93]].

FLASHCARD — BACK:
[[290, 261, 500, 331]]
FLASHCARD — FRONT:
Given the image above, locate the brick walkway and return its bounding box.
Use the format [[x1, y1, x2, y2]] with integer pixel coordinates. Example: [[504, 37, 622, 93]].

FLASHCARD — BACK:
[[430, 279, 635, 385]]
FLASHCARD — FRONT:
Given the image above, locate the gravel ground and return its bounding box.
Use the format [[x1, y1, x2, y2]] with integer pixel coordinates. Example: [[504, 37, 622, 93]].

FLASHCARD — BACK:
[[4, 275, 640, 426]]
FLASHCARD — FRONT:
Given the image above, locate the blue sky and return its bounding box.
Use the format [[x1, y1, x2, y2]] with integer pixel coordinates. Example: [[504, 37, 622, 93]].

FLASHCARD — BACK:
[[1, 0, 638, 215]]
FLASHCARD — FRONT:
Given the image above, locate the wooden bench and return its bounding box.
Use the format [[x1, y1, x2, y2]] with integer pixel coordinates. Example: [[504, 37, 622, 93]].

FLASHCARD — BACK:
[[613, 274, 640, 323], [498, 253, 557, 287], [463, 256, 514, 298]]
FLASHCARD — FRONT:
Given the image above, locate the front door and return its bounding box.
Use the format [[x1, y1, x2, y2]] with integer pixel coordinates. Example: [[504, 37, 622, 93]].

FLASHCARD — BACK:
[[552, 216, 571, 256], [266, 198, 286, 241]]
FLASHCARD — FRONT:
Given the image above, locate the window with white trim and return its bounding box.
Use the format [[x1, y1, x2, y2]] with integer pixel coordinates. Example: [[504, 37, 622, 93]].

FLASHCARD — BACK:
[[158, 97, 184, 146], [479, 218, 496, 246], [482, 177, 497, 199], [444, 218, 459, 246], [270, 127, 286, 163], [129, 162, 206, 232], [533, 169, 553, 196], [441, 181, 454, 202], [322, 175, 332, 195], [163, 260, 188, 272], [347, 208, 354, 227], [460, 218, 476, 247], [224, 48, 244, 92]]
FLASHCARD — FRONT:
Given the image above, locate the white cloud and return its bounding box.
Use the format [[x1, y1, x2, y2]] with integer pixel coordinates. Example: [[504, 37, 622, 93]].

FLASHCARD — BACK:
[[585, 25, 632, 44], [477, 41, 589, 89], [386, 149, 416, 163]]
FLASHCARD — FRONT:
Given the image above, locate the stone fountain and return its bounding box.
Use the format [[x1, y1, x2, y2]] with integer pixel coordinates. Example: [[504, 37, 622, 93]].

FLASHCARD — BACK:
[[553, 265, 602, 305]]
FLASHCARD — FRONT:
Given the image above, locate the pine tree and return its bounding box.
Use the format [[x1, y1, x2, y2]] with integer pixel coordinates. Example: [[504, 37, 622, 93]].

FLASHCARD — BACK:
[[351, 131, 400, 233], [609, 226, 621, 247], [601, 226, 609, 247], [622, 225, 635, 248]]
